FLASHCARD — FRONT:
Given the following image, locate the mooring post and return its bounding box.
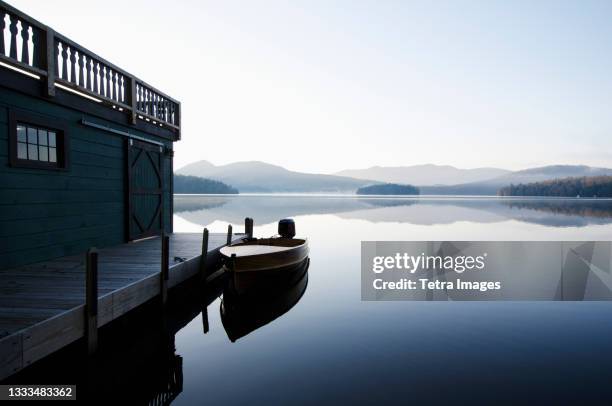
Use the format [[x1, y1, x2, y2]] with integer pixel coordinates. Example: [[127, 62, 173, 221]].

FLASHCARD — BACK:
[[200, 228, 209, 282], [85, 248, 98, 355], [199, 227, 210, 333], [227, 224, 233, 246], [161, 234, 170, 305], [245, 217, 254, 239]]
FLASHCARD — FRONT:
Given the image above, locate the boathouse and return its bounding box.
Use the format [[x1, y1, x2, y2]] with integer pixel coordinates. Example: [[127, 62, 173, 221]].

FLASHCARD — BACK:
[[0, 2, 247, 381], [0, 1, 180, 269]]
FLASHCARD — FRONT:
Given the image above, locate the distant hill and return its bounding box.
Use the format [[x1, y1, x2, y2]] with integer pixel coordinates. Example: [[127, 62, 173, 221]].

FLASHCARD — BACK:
[[357, 183, 419, 195], [420, 165, 612, 195], [336, 164, 510, 186], [492, 165, 612, 185], [174, 174, 238, 194], [175, 161, 612, 195], [498, 176, 612, 197], [176, 160, 373, 193]]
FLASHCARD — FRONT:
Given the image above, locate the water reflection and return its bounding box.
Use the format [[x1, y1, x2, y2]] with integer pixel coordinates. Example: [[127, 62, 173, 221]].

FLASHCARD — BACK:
[[11, 196, 612, 404], [6, 261, 311, 404], [221, 259, 309, 342], [177, 197, 612, 403], [502, 199, 612, 226], [365, 241, 612, 301], [5, 292, 193, 404], [174, 195, 612, 227]]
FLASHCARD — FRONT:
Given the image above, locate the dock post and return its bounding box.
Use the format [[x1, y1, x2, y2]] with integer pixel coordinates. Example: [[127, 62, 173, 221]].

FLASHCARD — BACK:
[[161, 234, 170, 305], [85, 248, 98, 355], [200, 228, 209, 282], [227, 224, 233, 246], [245, 217, 254, 239], [200, 227, 210, 334]]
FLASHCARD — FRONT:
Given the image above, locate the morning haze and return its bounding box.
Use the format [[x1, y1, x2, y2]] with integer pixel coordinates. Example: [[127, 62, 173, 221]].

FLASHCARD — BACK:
[[12, 0, 612, 173]]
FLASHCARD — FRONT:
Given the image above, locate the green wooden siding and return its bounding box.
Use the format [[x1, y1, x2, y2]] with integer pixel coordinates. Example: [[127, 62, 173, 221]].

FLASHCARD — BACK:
[[0, 87, 173, 269]]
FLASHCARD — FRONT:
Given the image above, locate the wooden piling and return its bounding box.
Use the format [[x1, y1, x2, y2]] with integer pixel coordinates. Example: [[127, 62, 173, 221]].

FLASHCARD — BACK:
[[85, 248, 98, 355], [200, 228, 209, 282], [227, 224, 233, 246], [245, 217, 254, 239], [161, 234, 170, 305]]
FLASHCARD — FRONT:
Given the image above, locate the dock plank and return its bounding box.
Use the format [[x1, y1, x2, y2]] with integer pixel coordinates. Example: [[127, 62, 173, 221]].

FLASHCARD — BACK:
[[0, 232, 243, 380]]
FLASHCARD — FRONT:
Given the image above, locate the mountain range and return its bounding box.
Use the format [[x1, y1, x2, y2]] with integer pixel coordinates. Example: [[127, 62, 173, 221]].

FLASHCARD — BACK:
[[336, 165, 510, 186], [420, 165, 612, 195], [176, 160, 371, 192], [176, 161, 612, 195]]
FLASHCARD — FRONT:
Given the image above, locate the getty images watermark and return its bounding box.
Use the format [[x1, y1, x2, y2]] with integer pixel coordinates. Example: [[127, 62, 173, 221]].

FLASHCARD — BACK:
[[361, 241, 612, 301]]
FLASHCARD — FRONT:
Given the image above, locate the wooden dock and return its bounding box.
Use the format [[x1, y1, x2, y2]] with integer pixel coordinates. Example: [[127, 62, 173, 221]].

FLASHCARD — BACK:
[[0, 232, 243, 380]]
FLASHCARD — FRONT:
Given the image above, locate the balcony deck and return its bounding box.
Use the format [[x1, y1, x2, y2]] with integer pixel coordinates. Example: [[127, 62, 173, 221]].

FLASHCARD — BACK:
[[0, 0, 180, 140]]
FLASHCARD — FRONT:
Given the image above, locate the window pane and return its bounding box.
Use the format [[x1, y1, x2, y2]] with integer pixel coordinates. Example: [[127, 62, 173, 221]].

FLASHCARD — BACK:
[[48, 132, 56, 147], [39, 146, 49, 162], [17, 125, 26, 142], [28, 143, 38, 160], [38, 129, 48, 146], [49, 147, 57, 163], [17, 142, 27, 159], [27, 127, 37, 144]]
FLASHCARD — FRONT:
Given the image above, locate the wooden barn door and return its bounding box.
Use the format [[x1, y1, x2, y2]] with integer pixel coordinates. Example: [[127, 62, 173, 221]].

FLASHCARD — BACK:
[[127, 139, 164, 241]]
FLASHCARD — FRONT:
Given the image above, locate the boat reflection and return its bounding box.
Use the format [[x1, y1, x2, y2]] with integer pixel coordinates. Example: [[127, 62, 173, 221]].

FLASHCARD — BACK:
[[220, 258, 310, 342]]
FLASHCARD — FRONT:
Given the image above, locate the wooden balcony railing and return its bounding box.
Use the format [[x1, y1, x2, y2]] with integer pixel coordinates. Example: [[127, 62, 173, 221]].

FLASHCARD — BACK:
[[0, 1, 180, 137]]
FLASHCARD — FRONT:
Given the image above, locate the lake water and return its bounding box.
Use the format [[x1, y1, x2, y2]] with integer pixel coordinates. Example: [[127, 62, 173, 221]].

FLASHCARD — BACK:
[[169, 195, 612, 405], [11, 195, 612, 404]]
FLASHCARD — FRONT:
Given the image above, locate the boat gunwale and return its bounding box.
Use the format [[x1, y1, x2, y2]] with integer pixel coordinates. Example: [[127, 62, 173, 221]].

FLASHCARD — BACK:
[[220, 238, 308, 259], [220, 238, 309, 273]]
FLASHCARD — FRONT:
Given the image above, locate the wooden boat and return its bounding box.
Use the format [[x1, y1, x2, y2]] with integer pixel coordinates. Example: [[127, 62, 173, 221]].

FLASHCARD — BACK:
[[220, 237, 309, 293], [219, 218, 309, 293], [220, 237, 309, 272], [221, 258, 309, 342]]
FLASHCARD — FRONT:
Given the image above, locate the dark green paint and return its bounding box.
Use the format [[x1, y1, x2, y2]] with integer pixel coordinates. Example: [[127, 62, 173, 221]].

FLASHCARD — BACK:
[[0, 87, 174, 269]]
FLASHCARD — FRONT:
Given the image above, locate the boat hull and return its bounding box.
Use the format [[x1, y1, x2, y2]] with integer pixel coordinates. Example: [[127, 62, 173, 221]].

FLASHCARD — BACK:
[[220, 237, 309, 293]]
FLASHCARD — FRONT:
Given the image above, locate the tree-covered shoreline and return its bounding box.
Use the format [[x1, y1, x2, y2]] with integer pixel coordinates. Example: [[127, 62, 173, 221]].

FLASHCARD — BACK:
[[356, 183, 420, 195], [498, 176, 612, 197], [174, 174, 239, 194]]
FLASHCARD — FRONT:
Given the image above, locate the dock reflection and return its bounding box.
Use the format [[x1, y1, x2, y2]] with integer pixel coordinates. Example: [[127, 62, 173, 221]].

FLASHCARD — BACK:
[[5, 258, 310, 404]]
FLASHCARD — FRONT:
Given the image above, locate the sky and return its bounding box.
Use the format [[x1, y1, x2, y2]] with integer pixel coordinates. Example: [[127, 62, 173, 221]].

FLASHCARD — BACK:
[[10, 0, 612, 173]]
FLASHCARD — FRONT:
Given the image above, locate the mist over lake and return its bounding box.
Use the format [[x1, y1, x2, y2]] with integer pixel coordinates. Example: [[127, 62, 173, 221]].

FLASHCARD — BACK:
[[174, 195, 612, 234]]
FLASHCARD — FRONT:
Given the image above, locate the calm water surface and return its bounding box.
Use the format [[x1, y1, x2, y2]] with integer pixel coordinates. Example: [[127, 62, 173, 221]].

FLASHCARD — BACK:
[[170, 195, 612, 405], [12, 196, 612, 404]]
